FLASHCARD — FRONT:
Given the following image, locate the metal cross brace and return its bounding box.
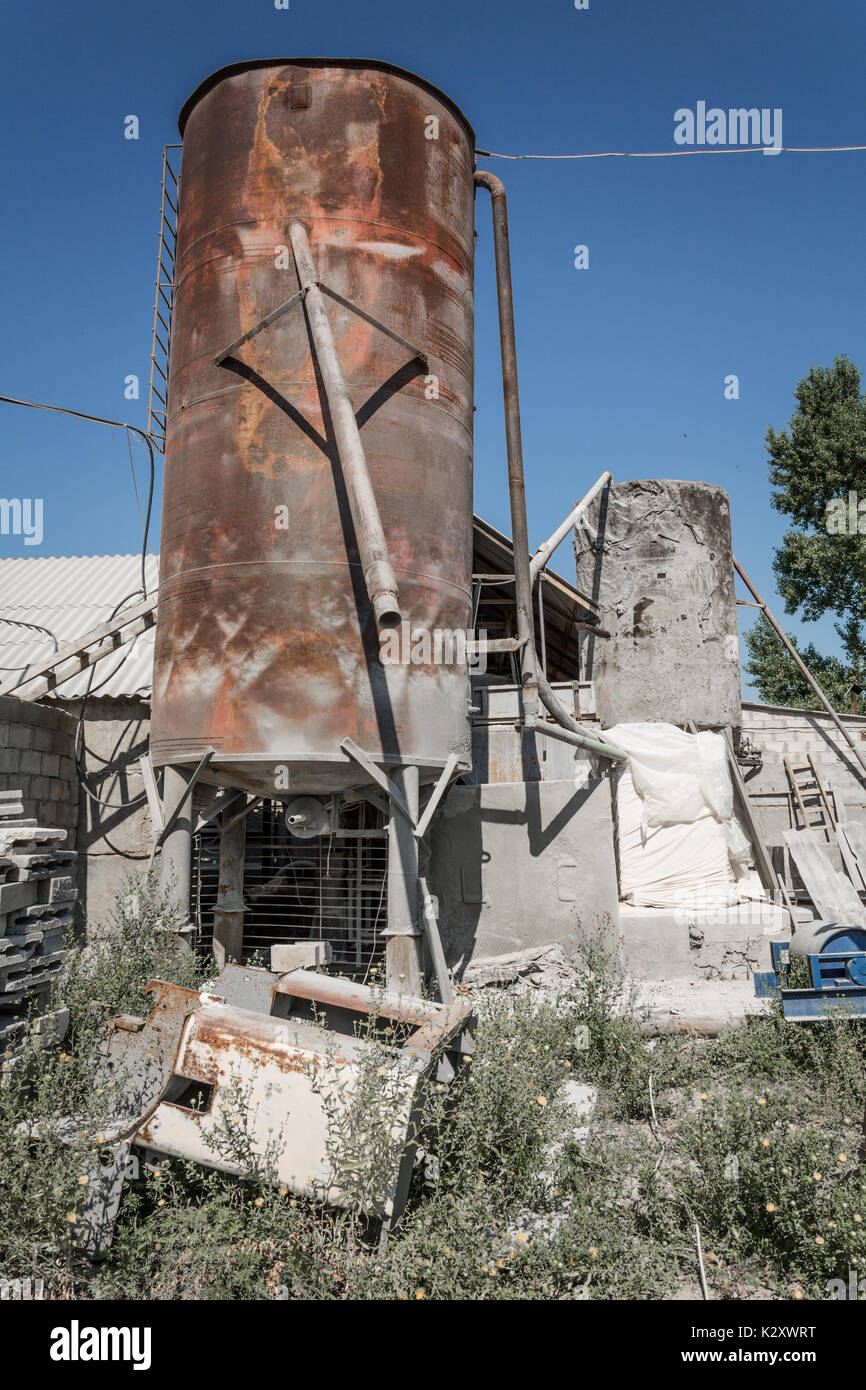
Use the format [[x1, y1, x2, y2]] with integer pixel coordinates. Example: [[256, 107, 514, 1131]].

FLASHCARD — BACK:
[[214, 280, 427, 369], [340, 739, 461, 841], [154, 748, 216, 848]]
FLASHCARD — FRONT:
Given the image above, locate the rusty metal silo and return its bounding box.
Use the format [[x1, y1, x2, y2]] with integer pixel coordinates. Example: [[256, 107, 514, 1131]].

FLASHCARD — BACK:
[[150, 59, 476, 799]]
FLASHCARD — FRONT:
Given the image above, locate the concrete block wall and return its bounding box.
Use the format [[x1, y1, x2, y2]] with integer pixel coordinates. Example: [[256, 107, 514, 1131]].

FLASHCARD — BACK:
[[740, 702, 866, 855], [0, 694, 153, 936], [0, 790, 77, 1051], [0, 695, 78, 842]]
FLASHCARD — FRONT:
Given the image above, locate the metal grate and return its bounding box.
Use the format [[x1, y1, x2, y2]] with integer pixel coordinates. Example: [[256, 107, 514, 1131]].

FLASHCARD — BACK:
[[192, 799, 388, 978]]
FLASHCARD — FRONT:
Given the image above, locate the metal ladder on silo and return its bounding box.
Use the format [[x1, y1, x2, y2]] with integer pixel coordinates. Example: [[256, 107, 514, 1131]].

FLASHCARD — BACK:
[[146, 144, 181, 453]]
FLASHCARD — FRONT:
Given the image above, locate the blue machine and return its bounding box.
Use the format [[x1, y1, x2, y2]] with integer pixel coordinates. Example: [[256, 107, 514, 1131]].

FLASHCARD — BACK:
[[754, 921, 866, 1021]]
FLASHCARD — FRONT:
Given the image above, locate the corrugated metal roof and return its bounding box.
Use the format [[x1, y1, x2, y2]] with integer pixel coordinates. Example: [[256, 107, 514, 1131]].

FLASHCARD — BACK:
[[0, 555, 158, 700]]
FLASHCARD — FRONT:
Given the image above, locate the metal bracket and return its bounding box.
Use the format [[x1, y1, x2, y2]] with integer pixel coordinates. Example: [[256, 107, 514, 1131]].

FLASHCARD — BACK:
[[222, 795, 263, 833], [154, 748, 215, 848], [193, 788, 246, 837], [318, 282, 427, 366], [339, 738, 414, 825], [466, 635, 527, 657], [414, 752, 461, 841], [138, 754, 164, 838], [214, 288, 308, 365]]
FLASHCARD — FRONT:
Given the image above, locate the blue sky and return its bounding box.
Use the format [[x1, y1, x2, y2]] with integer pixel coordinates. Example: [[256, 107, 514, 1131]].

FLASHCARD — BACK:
[[1, 0, 864, 696]]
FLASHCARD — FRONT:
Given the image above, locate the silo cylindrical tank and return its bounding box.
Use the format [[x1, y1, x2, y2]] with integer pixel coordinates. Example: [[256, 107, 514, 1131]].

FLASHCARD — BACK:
[[149, 59, 476, 797], [574, 479, 741, 729]]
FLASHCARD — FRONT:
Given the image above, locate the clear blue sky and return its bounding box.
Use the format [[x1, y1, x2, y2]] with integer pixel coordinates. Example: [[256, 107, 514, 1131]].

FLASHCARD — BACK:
[[1, 0, 864, 696]]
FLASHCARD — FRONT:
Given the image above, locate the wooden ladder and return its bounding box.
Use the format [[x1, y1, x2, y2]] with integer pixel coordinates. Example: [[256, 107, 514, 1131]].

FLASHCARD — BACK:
[[0, 594, 157, 701], [784, 754, 837, 832]]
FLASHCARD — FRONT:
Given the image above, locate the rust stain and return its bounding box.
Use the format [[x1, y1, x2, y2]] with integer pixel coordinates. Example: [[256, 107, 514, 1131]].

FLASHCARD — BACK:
[[151, 60, 476, 797]]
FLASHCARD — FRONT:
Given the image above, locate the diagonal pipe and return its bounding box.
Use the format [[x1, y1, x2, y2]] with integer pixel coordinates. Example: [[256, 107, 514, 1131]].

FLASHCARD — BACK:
[[289, 221, 401, 631]]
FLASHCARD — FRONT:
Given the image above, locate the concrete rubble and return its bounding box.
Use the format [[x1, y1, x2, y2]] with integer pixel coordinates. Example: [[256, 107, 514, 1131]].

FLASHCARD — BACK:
[[0, 787, 75, 1064]]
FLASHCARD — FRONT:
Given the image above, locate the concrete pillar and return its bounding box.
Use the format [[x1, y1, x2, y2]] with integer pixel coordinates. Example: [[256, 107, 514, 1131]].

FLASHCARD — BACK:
[[212, 809, 246, 968], [384, 765, 423, 995], [158, 765, 193, 920], [573, 479, 741, 728]]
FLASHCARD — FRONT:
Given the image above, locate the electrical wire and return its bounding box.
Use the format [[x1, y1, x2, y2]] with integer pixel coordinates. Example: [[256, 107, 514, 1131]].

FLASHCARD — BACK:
[[72, 589, 150, 812], [0, 394, 155, 597], [0, 393, 158, 810], [476, 143, 866, 161], [0, 617, 59, 672]]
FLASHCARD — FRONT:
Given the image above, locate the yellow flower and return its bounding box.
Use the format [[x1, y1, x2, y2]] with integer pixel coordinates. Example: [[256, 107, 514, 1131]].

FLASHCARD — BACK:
[[564, 1060, 572, 1068], [157, 1199, 165, 1207], [66, 1212, 77, 1223], [78, 1176, 89, 1186], [839, 1153, 848, 1163], [757, 1098, 767, 1106], [255, 1197, 264, 1207], [416, 1289, 425, 1299], [766, 1203, 776, 1213], [700, 1092, 708, 1101], [279, 1187, 288, 1196], [815, 1236, 825, 1246], [762, 1138, 770, 1148], [516, 1233, 527, 1244], [589, 1247, 598, 1258], [854, 1215, 862, 1224], [793, 1288, 804, 1300], [813, 1172, 823, 1182], [537, 1095, 547, 1107]]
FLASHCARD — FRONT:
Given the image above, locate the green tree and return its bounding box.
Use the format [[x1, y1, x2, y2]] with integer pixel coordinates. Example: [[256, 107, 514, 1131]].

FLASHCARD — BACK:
[[743, 355, 866, 709]]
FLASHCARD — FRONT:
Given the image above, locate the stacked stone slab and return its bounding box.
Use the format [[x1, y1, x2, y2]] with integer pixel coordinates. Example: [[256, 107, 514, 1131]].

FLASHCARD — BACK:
[[0, 788, 76, 1053]]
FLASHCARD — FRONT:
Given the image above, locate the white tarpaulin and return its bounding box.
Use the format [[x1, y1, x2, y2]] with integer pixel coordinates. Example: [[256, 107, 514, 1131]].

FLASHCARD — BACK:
[[607, 722, 755, 909]]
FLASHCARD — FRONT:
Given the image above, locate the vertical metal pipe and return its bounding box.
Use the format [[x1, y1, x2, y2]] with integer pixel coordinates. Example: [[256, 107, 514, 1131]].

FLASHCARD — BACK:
[[158, 765, 192, 923], [384, 765, 422, 993], [474, 171, 538, 719], [475, 173, 623, 760], [212, 810, 247, 968], [289, 220, 402, 631]]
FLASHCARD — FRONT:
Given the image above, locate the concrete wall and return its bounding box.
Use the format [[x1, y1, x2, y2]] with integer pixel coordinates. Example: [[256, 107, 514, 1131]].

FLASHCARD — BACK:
[[574, 480, 741, 728], [1, 694, 155, 935], [68, 697, 153, 933], [468, 683, 593, 784], [427, 776, 620, 972], [0, 694, 78, 842], [739, 701, 866, 874]]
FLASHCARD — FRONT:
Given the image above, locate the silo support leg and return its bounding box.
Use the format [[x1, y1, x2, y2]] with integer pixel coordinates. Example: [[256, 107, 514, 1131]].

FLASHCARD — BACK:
[[158, 765, 193, 924], [213, 812, 246, 969], [384, 766, 423, 995]]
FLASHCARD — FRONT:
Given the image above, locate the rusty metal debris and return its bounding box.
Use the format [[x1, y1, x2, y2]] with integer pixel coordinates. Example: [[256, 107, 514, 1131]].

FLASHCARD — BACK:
[[50, 960, 473, 1255]]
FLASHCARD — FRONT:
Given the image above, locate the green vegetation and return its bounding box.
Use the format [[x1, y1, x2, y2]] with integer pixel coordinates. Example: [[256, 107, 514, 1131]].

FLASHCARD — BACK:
[[1, 877, 865, 1300], [744, 354, 866, 710]]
